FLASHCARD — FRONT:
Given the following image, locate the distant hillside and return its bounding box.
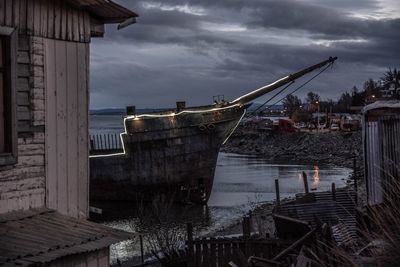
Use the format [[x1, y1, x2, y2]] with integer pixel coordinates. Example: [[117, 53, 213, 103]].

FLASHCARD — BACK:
[[89, 104, 283, 115], [248, 103, 284, 112], [90, 108, 168, 115]]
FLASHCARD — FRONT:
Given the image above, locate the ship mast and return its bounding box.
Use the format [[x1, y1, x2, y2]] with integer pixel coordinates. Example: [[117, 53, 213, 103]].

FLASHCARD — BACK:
[[230, 56, 337, 106]]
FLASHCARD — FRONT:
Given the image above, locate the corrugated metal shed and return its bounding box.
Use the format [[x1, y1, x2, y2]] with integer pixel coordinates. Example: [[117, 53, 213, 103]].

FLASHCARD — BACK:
[[0, 208, 135, 266], [287, 190, 356, 224], [363, 100, 400, 205], [67, 0, 138, 23], [274, 189, 357, 240]]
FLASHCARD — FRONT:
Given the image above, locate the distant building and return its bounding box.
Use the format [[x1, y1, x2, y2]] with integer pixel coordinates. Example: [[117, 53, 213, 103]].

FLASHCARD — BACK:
[[263, 104, 285, 114], [0, 0, 137, 265], [381, 81, 399, 99]]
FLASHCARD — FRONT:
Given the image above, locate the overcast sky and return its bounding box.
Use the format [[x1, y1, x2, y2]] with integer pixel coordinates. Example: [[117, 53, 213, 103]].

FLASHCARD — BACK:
[[90, 0, 400, 109]]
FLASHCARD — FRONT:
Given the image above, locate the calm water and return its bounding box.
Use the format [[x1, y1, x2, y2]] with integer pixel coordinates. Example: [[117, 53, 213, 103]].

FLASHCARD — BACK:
[[89, 115, 351, 263]]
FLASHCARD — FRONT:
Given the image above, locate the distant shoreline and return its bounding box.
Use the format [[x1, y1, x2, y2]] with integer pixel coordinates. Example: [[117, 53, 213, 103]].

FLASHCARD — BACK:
[[222, 128, 363, 169]]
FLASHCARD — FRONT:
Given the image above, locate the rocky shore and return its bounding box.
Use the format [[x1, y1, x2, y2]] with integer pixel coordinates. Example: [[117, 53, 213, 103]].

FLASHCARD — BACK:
[[222, 128, 363, 169], [211, 128, 364, 238]]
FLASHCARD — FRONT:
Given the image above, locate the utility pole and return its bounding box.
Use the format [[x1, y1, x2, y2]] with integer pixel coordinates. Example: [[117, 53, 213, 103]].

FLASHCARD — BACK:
[[315, 101, 319, 133]]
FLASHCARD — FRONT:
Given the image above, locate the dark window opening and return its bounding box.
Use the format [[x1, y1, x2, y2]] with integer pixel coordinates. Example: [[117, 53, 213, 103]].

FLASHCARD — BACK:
[[0, 27, 17, 166], [0, 35, 7, 153]]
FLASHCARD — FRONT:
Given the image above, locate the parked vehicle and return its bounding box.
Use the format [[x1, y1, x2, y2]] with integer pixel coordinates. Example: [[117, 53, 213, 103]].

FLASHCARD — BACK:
[[330, 124, 340, 131]]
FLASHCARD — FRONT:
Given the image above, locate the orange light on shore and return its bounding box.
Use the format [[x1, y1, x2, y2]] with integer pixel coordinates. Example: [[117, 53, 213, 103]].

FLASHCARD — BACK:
[[313, 165, 320, 185]]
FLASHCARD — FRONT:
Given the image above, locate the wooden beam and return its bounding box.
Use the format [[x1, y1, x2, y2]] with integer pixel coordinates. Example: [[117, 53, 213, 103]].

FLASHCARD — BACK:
[[272, 230, 315, 261], [302, 171, 309, 195]]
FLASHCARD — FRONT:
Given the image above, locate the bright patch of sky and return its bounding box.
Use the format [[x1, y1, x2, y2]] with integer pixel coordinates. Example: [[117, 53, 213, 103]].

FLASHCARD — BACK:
[[141, 2, 206, 16], [313, 38, 369, 47], [201, 22, 247, 32]]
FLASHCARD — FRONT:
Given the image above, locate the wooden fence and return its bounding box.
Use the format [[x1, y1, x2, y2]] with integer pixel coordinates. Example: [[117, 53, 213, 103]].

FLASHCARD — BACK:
[[187, 237, 293, 267], [185, 221, 293, 267], [89, 133, 123, 155]]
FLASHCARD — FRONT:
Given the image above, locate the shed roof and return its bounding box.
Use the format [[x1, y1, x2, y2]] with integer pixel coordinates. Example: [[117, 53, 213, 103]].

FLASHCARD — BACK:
[[0, 208, 135, 266], [274, 189, 357, 233], [363, 100, 400, 114], [67, 0, 138, 24]]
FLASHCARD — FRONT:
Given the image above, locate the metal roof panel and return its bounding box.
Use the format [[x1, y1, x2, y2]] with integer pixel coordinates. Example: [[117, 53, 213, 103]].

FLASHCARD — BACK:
[[0, 209, 135, 265], [66, 0, 138, 24]]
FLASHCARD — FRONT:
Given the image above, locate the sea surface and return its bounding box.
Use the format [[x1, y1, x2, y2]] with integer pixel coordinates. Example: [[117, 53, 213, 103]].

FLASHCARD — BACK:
[[89, 114, 352, 263]]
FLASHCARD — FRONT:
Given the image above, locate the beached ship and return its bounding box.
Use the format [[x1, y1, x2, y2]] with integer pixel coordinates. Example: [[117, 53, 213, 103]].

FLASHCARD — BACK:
[[90, 57, 337, 204]]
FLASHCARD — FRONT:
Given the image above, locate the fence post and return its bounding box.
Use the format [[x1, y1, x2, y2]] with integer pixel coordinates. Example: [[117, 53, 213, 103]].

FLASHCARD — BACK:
[[353, 157, 358, 205], [331, 183, 336, 201], [275, 179, 280, 207], [187, 222, 194, 263], [242, 216, 251, 239], [90, 138, 94, 151], [302, 171, 309, 194], [140, 234, 144, 265], [242, 216, 251, 258]]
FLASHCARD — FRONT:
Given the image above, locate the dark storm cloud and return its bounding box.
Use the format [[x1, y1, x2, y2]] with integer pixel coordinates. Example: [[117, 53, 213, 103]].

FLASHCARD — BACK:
[[89, 0, 400, 108]]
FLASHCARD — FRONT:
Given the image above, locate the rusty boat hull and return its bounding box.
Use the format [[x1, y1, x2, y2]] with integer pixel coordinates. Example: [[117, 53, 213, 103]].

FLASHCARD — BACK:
[[89, 104, 247, 204]]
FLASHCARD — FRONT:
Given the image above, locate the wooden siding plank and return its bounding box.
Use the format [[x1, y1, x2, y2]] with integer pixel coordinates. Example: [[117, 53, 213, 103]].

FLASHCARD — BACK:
[[13, 0, 20, 28], [45, 38, 58, 211], [83, 11, 91, 43], [26, 0, 34, 35], [67, 6, 73, 41], [17, 77, 29, 92], [33, 0, 41, 36], [66, 42, 78, 218], [18, 0, 27, 35], [0, 0, 5, 25], [86, 250, 99, 267], [78, 10, 85, 43], [47, 0, 55, 39], [77, 42, 89, 218], [60, 2, 67, 41], [17, 106, 30, 120], [55, 40, 68, 215], [98, 248, 110, 267], [72, 8, 80, 42], [54, 0, 61, 40], [17, 92, 29, 106], [4, 0, 12, 26], [40, 0, 48, 37]]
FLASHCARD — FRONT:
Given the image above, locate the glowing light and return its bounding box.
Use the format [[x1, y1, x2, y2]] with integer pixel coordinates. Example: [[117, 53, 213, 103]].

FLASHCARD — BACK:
[[89, 133, 126, 158], [125, 104, 242, 120], [90, 103, 244, 158], [313, 165, 320, 186]]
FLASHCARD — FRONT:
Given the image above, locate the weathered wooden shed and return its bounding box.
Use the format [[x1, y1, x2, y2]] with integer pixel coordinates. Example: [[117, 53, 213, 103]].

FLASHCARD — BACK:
[[363, 100, 400, 205], [0, 0, 138, 265]]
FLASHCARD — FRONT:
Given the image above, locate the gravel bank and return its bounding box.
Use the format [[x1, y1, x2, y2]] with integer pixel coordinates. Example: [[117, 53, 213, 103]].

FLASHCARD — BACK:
[[222, 129, 363, 169]]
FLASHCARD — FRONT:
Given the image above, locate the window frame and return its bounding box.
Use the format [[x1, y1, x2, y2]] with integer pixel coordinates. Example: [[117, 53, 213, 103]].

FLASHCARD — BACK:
[[0, 26, 18, 166]]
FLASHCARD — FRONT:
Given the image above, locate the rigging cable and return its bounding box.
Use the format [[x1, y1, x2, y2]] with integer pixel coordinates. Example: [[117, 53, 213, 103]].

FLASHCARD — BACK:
[[247, 80, 295, 116], [264, 62, 334, 112]]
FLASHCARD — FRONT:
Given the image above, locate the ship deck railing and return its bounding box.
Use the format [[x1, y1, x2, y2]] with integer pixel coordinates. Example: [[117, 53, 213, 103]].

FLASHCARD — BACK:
[[89, 133, 123, 155]]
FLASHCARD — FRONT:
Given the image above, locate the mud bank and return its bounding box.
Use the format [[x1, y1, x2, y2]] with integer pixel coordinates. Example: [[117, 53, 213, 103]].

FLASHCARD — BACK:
[[222, 129, 363, 169]]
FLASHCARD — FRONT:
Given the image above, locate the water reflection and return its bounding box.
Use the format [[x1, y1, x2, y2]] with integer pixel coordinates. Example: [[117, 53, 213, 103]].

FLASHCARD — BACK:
[[313, 165, 320, 186], [92, 153, 351, 264]]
